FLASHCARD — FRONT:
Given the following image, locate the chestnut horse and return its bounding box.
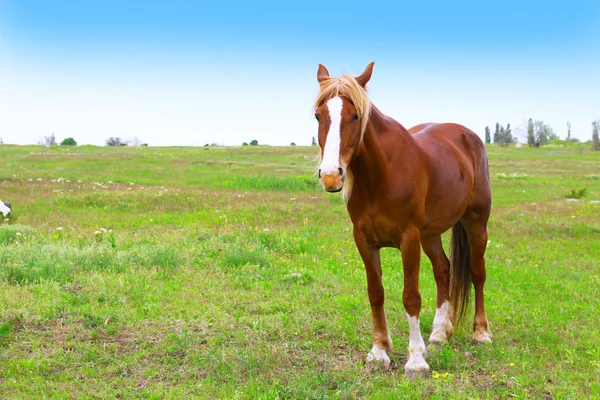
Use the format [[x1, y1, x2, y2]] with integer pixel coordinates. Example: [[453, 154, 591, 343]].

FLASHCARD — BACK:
[[314, 63, 492, 378]]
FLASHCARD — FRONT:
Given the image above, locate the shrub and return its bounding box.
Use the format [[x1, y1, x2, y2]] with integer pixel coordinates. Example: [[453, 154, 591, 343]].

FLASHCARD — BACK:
[[564, 188, 587, 199], [106, 137, 127, 146], [60, 137, 77, 146]]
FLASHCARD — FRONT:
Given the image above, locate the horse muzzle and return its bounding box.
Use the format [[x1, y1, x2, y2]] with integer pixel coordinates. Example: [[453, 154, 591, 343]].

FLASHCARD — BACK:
[[319, 167, 345, 192]]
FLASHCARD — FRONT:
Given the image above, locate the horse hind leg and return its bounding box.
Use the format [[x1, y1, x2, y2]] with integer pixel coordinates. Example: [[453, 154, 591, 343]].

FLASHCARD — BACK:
[[421, 235, 454, 344], [462, 216, 492, 344]]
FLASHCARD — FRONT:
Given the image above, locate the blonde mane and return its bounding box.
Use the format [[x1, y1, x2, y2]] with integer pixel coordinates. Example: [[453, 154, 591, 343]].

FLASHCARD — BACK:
[[314, 74, 371, 143]]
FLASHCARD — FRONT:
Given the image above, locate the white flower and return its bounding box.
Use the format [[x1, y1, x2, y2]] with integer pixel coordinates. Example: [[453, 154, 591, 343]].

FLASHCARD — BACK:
[[16, 232, 22, 236], [94, 230, 101, 235], [56, 227, 63, 231]]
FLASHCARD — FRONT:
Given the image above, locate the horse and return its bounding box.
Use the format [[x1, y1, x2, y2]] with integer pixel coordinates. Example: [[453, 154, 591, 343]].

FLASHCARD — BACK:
[[314, 62, 492, 378]]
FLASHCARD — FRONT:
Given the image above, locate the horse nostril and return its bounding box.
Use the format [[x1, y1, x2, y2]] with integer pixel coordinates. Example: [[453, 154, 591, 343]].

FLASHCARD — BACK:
[[338, 167, 344, 176], [318, 169, 321, 179]]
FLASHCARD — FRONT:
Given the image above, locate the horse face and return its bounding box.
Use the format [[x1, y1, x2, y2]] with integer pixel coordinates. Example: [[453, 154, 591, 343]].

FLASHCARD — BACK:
[[316, 96, 360, 192]]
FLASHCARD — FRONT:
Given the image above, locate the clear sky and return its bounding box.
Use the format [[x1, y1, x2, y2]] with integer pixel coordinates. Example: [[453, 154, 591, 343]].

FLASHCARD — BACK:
[[1, 1, 599, 146]]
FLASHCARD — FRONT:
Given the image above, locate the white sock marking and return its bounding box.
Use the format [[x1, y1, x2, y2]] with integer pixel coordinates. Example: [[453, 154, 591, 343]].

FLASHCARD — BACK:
[[405, 314, 429, 374], [366, 344, 390, 369], [319, 97, 343, 174], [430, 300, 453, 343]]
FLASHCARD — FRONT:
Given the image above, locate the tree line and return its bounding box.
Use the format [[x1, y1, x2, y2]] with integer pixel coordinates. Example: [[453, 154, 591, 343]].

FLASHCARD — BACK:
[[485, 119, 600, 150]]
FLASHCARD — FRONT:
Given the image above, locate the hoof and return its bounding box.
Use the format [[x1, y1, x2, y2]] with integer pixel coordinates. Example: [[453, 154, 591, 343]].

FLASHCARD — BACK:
[[404, 351, 430, 379], [428, 331, 450, 345], [405, 366, 430, 380], [366, 345, 391, 372], [472, 329, 492, 344]]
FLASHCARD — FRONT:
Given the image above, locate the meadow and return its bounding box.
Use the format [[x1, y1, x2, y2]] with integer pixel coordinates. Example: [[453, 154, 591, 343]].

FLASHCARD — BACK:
[[0, 143, 599, 399]]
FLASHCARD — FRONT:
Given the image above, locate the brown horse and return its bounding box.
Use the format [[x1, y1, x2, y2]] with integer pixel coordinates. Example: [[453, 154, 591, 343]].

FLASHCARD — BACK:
[[314, 63, 492, 378]]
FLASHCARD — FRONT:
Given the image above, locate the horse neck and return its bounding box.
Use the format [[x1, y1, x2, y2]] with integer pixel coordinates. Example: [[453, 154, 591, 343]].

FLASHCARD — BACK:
[[348, 105, 419, 196]]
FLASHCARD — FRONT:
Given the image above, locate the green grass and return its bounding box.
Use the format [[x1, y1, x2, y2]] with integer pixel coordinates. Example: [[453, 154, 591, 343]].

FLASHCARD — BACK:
[[0, 143, 599, 398]]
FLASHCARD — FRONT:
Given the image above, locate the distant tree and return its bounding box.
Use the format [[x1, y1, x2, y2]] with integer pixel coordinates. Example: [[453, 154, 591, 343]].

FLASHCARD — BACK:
[[533, 121, 553, 147], [311, 136, 318, 146], [527, 118, 535, 147], [497, 123, 514, 147], [242, 142, 249, 146], [493, 123, 500, 143], [60, 137, 77, 146], [141, 143, 148, 147], [290, 142, 296, 146], [106, 137, 127, 146], [249, 140, 259, 146], [204, 144, 209, 147], [593, 120, 600, 151], [484, 126, 491, 144], [43, 134, 57, 146], [567, 122, 572, 141], [130, 137, 143, 146]]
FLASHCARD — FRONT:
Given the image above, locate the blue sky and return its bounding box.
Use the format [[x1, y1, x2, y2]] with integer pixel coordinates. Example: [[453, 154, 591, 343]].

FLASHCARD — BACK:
[[1, 0, 599, 146]]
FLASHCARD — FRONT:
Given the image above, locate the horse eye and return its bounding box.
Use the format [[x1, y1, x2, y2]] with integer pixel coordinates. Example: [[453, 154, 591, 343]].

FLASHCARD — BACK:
[[351, 113, 359, 121], [315, 114, 320, 121]]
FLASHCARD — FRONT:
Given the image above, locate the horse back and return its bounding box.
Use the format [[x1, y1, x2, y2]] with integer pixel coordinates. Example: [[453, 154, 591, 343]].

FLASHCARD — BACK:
[[408, 122, 488, 176]]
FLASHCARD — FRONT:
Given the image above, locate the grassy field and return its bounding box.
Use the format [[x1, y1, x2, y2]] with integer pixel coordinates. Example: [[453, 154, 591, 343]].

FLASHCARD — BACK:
[[1, 144, 599, 399]]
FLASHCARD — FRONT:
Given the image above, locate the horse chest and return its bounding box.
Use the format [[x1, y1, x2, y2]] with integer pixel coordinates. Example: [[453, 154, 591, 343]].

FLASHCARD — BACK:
[[355, 213, 398, 248]]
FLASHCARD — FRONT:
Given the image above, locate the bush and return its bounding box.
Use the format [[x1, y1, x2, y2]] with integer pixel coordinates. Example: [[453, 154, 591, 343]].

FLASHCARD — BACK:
[[106, 137, 127, 146], [290, 142, 296, 146], [564, 188, 587, 199], [60, 138, 77, 146], [249, 140, 258, 146]]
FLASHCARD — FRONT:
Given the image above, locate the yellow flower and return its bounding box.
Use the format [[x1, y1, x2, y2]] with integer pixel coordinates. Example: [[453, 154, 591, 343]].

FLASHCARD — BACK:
[[509, 362, 515, 367]]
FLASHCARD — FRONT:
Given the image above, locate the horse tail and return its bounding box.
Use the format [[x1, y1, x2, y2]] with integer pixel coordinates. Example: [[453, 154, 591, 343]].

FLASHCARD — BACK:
[[450, 221, 471, 326]]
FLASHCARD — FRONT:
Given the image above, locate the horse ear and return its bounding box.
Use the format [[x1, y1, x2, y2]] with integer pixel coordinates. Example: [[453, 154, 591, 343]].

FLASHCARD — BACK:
[[317, 64, 330, 84], [356, 62, 375, 88]]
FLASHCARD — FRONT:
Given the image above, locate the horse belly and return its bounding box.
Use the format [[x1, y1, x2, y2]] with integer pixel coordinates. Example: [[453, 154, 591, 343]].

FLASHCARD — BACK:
[[424, 162, 474, 234]]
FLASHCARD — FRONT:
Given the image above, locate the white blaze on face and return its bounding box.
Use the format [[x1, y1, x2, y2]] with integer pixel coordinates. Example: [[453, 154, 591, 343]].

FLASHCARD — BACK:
[[319, 96, 343, 174]]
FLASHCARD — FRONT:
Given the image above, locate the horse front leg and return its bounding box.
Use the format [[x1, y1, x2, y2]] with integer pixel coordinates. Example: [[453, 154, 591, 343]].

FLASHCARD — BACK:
[[353, 227, 392, 371], [401, 227, 430, 378]]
